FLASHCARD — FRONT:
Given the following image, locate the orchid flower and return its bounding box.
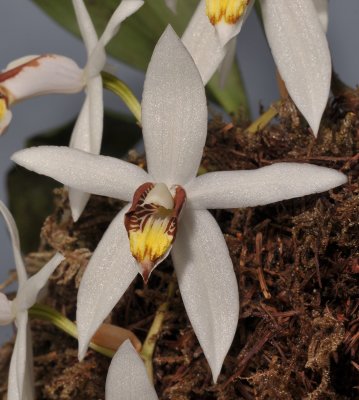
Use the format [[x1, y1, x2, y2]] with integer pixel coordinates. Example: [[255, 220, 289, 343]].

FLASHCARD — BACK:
[[106, 340, 158, 400], [0, 1, 144, 222], [0, 201, 64, 400], [12, 26, 346, 382], [182, 0, 330, 136]]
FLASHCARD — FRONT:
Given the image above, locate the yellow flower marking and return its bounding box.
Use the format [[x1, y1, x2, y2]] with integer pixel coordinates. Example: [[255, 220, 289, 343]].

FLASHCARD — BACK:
[[206, 0, 249, 25], [0, 98, 7, 121]]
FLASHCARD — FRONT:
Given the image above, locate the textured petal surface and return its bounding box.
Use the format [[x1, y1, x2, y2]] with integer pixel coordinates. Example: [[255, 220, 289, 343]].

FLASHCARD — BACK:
[[142, 26, 207, 186], [12, 146, 149, 202], [182, 0, 226, 85], [0, 201, 26, 287], [172, 209, 239, 382], [0, 293, 13, 325], [85, 0, 144, 78], [77, 206, 139, 360], [215, 0, 255, 47], [313, 0, 329, 32], [260, 0, 331, 135], [219, 37, 237, 88], [16, 253, 64, 312], [0, 55, 84, 103], [8, 312, 30, 400], [72, 0, 98, 54], [185, 163, 347, 210], [106, 340, 158, 400]]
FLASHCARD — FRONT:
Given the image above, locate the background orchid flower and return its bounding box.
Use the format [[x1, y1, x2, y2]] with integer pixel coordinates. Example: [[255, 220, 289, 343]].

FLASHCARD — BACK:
[[12, 26, 346, 382], [106, 340, 158, 400], [0, 201, 64, 400], [183, 0, 330, 136]]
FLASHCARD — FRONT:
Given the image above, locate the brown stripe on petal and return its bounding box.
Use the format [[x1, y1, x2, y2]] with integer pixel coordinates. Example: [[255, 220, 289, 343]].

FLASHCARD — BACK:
[[0, 56, 44, 84], [125, 183, 186, 282]]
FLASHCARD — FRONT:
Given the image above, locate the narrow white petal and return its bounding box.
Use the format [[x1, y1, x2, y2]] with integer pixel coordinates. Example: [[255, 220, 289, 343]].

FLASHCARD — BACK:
[[72, 0, 98, 54], [16, 253, 64, 311], [0, 55, 84, 103], [142, 26, 207, 186], [0, 201, 26, 287], [85, 0, 144, 78], [185, 163, 347, 210], [182, 0, 226, 85], [215, 0, 255, 47], [172, 209, 239, 382], [0, 108, 13, 135], [8, 312, 30, 400], [313, 0, 329, 32], [219, 38, 237, 88], [0, 293, 13, 325], [260, 0, 331, 136], [165, 0, 177, 13], [106, 340, 158, 400], [12, 146, 149, 202], [77, 206, 138, 360], [68, 189, 91, 222]]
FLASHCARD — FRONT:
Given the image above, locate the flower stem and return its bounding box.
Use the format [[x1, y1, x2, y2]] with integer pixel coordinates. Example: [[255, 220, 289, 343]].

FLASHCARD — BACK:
[[102, 71, 142, 124], [28, 303, 114, 358], [140, 278, 176, 382], [245, 101, 280, 134]]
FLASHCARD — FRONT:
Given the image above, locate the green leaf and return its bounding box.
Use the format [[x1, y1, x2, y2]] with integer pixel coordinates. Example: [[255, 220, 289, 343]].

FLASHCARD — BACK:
[[8, 111, 141, 252], [32, 0, 249, 114]]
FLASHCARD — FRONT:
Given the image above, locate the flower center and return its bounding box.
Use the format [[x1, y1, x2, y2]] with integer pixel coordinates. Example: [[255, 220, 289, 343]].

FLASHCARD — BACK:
[[206, 0, 250, 25], [124, 182, 186, 283]]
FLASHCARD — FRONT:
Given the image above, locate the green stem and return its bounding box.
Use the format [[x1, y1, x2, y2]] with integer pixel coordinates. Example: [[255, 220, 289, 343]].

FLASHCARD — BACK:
[[246, 101, 280, 133], [140, 278, 176, 382], [29, 303, 114, 358], [102, 71, 142, 124]]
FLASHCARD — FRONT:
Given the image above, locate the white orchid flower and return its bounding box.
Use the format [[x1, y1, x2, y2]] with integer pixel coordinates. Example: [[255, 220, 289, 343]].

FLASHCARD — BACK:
[[106, 340, 158, 400], [0, 1, 144, 221], [183, 0, 330, 136], [12, 26, 346, 382], [0, 201, 64, 400]]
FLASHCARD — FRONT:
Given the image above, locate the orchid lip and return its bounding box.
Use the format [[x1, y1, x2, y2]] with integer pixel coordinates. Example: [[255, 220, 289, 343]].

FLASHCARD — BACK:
[[124, 182, 186, 282], [206, 0, 250, 25]]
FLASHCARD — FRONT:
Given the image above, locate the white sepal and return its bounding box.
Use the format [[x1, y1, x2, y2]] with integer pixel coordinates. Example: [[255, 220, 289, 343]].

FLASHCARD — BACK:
[[142, 26, 207, 186], [12, 146, 150, 202], [0, 293, 13, 325], [106, 340, 159, 400], [260, 0, 331, 136], [313, 0, 329, 32], [182, 0, 227, 85], [1, 55, 84, 103], [0, 201, 26, 287], [185, 163, 347, 210], [219, 37, 237, 88], [15, 253, 64, 312], [172, 209, 239, 383], [72, 0, 98, 55], [77, 206, 138, 360]]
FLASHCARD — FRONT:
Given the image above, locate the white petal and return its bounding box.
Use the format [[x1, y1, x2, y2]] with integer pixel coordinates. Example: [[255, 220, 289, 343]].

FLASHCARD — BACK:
[[8, 312, 31, 400], [12, 146, 150, 202], [68, 189, 91, 222], [172, 209, 239, 382], [260, 0, 331, 136], [214, 0, 255, 47], [185, 163, 347, 210], [218, 38, 237, 88], [77, 206, 138, 360], [72, 0, 98, 54], [0, 293, 13, 325], [4, 55, 39, 71], [165, 0, 177, 13], [182, 0, 226, 85], [85, 0, 144, 79], [0, 55, 84, 103], [106, 340, 158, 400], [16, 253, 64, 312], [0, 201, 26, 287], [142, 26, 207, 186], [313, 0, 329, 32], [0, 108, 13, 135]]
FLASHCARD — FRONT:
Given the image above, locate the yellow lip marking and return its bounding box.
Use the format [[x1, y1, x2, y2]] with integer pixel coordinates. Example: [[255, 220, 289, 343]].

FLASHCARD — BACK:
[[125, 183, 186, 283], [0, 98, 7, 121], [206, 0, 250, 25]]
